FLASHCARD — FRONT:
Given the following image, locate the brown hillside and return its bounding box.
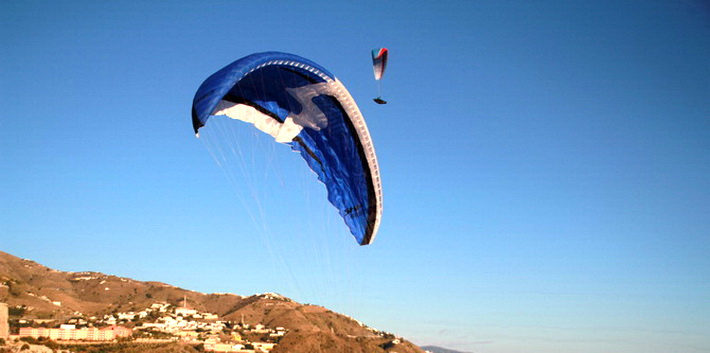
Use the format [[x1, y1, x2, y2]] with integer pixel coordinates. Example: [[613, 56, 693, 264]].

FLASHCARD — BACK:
[[272, 331, 424, 353], [0, 251, 424, 353]]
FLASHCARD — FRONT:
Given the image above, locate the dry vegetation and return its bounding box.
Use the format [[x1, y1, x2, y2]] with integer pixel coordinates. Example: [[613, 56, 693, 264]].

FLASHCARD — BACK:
[[0, 251, 424, 353]]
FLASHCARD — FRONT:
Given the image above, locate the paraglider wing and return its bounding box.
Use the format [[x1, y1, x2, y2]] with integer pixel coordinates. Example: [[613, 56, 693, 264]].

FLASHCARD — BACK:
[[192, 52, 383, 245], [371, 48, 388, 81]]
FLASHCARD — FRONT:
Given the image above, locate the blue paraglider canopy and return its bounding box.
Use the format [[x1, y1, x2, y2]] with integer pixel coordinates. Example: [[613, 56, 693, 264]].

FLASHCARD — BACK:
[[192, 52, 383, 245]]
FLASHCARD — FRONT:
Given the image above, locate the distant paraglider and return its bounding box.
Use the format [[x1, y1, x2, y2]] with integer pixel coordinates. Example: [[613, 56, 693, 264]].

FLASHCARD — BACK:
[[371, 48, 389, 104], [191, 52, 383, 245]]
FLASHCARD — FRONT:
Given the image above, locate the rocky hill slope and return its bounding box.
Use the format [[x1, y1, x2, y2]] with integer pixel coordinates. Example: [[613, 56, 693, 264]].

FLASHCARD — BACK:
[[0, 251, 423, 353]]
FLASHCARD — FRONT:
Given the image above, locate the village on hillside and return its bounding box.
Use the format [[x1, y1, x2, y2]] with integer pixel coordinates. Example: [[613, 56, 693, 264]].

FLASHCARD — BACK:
[[0, 299, 285, 353]]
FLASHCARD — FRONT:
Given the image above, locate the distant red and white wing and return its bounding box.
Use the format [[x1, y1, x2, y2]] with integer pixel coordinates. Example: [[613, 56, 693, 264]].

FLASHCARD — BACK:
[[371, 48, 388, 81]]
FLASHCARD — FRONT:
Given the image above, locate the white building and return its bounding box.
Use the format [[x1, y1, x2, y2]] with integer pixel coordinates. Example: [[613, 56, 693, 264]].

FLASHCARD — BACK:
[[175, 307, 198, 317], [0, 303, 9, 339], [253, 342, 276, 352]]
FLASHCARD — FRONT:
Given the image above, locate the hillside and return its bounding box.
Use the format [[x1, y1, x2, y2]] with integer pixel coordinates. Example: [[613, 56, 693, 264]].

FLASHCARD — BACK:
[[0, 251, 424, 353]]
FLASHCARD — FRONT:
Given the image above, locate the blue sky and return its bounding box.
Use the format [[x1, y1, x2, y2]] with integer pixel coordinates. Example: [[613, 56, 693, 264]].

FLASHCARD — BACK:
[[2, 1, 709, 352]]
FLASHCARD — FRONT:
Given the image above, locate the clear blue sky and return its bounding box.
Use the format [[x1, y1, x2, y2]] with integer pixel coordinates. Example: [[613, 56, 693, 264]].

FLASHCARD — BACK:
[[2, 1, 709, 352]]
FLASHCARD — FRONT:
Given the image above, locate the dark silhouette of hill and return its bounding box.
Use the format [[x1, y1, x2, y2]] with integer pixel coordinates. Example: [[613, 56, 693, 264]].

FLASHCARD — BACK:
[[421, 345, 474, 353], [0, 250, 424, 353]]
